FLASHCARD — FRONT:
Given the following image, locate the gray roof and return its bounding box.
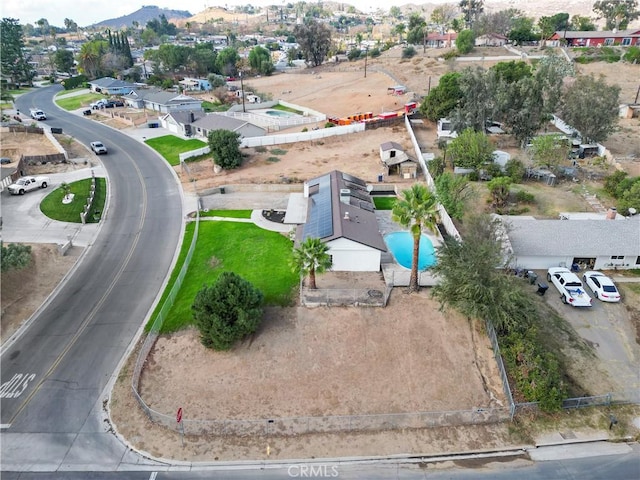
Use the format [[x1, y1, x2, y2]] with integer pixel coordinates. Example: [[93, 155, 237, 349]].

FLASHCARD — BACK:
[[90, 77, 135, 89], [165, 110, 206, 124], [555, 29, 640, 39], [380, 141, 404, 152], [123, 88, 163, 101], [192, 113, 264, 134], [503, 217, 640, 257], [143, 91, 201, 106], [301, 170, 387, 252]]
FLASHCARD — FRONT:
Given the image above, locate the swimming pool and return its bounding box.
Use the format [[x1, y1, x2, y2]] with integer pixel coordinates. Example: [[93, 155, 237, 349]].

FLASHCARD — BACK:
[[384, 231, 437, 270], [265, 109, 296, 117]]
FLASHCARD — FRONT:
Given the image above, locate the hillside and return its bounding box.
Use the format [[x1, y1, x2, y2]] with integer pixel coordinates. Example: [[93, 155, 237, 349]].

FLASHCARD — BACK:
[[92, 5, 192, 29]]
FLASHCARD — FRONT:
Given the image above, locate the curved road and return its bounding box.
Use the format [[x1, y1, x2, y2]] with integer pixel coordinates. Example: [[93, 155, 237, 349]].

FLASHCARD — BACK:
[[1, 85, 183, 470]]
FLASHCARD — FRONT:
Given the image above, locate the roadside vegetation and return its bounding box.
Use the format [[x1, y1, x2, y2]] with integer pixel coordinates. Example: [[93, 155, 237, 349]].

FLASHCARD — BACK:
[[40, 178, 106, 223], [198, 209, 252, 218], [55, 92, 103, 111]]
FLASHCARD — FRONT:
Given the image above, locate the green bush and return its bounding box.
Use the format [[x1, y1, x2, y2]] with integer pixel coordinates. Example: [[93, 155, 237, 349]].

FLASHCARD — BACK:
[[60, 74, 88, 90], [254, 145, 268, 153], [369, 47, 381, 57], [347, 48, 361, 61], [402, 46, 417, 58], [1, 243, 32, 272], [623, 46, 640, 63], [324, 122, 335, 128], [485, 162, 503, 179], [514, 189, 535, 203], [192, 272, 263, 351], [505, 158, 526, 183]]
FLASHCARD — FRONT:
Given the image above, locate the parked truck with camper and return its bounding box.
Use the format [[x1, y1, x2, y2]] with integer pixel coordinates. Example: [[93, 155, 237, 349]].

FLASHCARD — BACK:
[[547, 267, 593, 307], [7, 176, 50, 195], [29, 108, 46, 120]]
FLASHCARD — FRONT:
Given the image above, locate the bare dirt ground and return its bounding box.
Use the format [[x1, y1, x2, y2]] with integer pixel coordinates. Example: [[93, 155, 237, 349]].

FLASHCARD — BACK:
[[111, 291, 508, 460], [5, 51, 640, 461]]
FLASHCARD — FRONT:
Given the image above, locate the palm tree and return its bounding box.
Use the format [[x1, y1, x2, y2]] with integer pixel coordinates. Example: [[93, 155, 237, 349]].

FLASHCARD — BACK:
[[392, 183, 439, 292], [291, 237, 332, 290]]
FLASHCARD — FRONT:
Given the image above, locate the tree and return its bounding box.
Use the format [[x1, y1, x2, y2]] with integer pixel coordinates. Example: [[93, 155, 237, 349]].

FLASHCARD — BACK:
[[419, 72, 462, 122], [490, 60, 531, 84], [431, 214, 536, 335], [538, 13, 570, 41], [1, 18, 35, 87], [215, 47, 240, 76], [459, 0, 484, 29], [389, 6, 402, 19], [393, 23, 406, 43], [530, 134, 570, 170], [434, 172, 471, 220], [473, 9, 522, 36], [487, 176, 512, 209], [248, 45, 274, 75], [617, 179, 640, 216], [208, 129, 242, 169], [431, 4, 459, 26], [293, 19, 332, 67], [291, 237, 332, 289], [455, 29, 475, 54], [391, 184, 439, 293], [448, 128, 494, 169], [192, 272, 263, 350], [593, 0, 640, 30], [451, 67, 494, 133], [570, 15, 597, 31], [1, 243, 32, 273], [493, 75, 546, 146], [54, 49, 75, 74], [559, 74, 620, 144], [406, 13, 426, 45], [508, 16, 538, 44]]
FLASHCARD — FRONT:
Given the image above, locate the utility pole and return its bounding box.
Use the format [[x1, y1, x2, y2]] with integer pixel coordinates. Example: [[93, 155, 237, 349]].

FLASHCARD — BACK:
[[239, 70, 246, 113], [364, 47, 368, 78]]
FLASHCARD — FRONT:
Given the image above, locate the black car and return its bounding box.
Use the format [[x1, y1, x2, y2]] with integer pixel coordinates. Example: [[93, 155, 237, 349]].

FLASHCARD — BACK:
[[105, 100, 124, 108]]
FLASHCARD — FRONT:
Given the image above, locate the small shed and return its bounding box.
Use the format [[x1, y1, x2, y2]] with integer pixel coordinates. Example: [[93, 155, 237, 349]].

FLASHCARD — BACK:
[[387, 85, 407, 95], [492, 150, 511, 170], [380, 142, 418, 179]]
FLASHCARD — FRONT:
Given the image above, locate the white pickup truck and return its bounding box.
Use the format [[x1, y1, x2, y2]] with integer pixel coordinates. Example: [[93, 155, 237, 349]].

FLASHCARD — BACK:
[[7, 176, 50, 195], [547, 267, 593, 307]]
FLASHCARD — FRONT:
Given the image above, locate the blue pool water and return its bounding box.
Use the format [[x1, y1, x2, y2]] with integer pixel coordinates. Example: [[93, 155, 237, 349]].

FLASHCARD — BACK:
[[265, 109, 295, 117], [384, 231, 437, 270]]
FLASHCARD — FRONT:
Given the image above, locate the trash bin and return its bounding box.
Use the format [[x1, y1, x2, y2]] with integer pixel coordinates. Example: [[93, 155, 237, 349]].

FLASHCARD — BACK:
[[528, 271, 538, 285], [50, 127, 63, 134], [536, 281, 548, 296]]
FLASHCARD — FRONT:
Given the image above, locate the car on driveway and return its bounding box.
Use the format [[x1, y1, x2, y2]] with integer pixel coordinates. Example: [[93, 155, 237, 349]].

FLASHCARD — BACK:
[[90, 141, 108, 155], [547, 267, 592, 307], [583, 271, 621, 302]]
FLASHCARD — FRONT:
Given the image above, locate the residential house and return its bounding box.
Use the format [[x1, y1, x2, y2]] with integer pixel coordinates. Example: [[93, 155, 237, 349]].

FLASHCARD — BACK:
[[88, 77, 136, 96], [425, 32, 457, 48], [379, 142, 418, 179], [297, 170, 387, 272], [500, 214, 640, 271], [475, 33, 508, 47], [549, 29, 640, 47], [178, 77, 212, 92], [189, 113, 266, 139], [160, 110, 206, 136], [134, 91, 203, 114]]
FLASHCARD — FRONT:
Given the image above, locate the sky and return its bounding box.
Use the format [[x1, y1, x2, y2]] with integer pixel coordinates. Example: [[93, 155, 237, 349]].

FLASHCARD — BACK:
[[1, 0, 449, 28]]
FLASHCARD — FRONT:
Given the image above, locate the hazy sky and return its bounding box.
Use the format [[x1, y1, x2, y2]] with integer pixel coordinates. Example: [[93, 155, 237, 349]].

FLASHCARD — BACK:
[[1, 0, 451, 28]]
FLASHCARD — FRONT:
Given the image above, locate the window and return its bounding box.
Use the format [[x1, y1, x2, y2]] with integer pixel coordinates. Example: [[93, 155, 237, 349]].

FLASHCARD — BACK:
[[390, 150, 396, 158], [636, 256, 640, 265], [622, 38, 632, 46], [611, 255, 624, 260], [604, 38, 614, 46]]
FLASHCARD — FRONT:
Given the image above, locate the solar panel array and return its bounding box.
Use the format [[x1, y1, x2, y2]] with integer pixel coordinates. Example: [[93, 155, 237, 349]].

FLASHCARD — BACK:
[[303, 174, 333, 240], [342, 172, 366, 186]]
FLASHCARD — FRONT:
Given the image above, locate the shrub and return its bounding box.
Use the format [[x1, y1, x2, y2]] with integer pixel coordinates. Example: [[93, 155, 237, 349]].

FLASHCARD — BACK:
[[505, 158, 526, 183], [347, 48, 361, 61], [427, 156, 446, 178], [208, 129, 242, 169], [514, 189, 535, 203], [192, 272, 264, 350], [485, 162, 503, 179], [369, 47, 381, 57], [402, 46, 417, 58], [270, 148, 287, 155], [623, 46, 640, 63], [254, 145, 268, 153], [1, 243, 32, 272], [324, 122, 335, 128]]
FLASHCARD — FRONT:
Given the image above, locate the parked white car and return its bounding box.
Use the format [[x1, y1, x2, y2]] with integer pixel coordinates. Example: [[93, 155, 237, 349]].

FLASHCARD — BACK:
[[7, 176, 50, 195], [582, 271, 621, 303], [547, 267, 593, 307]]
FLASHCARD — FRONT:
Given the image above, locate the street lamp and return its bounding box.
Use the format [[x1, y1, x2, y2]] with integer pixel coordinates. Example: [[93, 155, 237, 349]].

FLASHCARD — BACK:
[[239, 70, 246, 113]]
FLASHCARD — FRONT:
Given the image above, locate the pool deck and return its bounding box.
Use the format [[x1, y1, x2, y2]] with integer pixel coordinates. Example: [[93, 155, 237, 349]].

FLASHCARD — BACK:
[[376, 211, 441, 287]]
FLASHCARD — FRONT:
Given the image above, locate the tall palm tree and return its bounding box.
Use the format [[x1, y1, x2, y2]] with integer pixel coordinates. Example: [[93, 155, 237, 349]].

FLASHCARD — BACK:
[[291, 237, 332, 290], [392, 183, 439, 292]]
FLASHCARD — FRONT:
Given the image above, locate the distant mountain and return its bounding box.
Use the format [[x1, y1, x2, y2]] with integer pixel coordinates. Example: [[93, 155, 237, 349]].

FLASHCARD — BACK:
[[92, 5, 192, 29]]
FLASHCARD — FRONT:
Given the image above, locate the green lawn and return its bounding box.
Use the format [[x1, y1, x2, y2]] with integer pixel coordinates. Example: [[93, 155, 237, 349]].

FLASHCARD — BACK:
[[155, 221, 298, 333], [40, 178, 107, 223], [145, 135, 208, 166], [373, 196, 397, 210], [55, 92, 103, 111], [202, 101, 230, 112], [200, 209, 252, 218]]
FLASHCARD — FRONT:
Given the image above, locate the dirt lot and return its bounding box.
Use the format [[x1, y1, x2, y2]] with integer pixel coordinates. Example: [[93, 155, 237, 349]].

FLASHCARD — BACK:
[[4, 50, 640, 461]]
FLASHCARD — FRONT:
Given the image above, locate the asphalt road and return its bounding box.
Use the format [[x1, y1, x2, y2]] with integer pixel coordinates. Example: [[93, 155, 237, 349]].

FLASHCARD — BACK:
[[1, 85, 183, 469]]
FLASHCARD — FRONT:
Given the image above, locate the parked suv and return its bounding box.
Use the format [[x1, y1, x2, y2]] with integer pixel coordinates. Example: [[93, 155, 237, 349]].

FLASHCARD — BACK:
[[90, 141, 107, 155]]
